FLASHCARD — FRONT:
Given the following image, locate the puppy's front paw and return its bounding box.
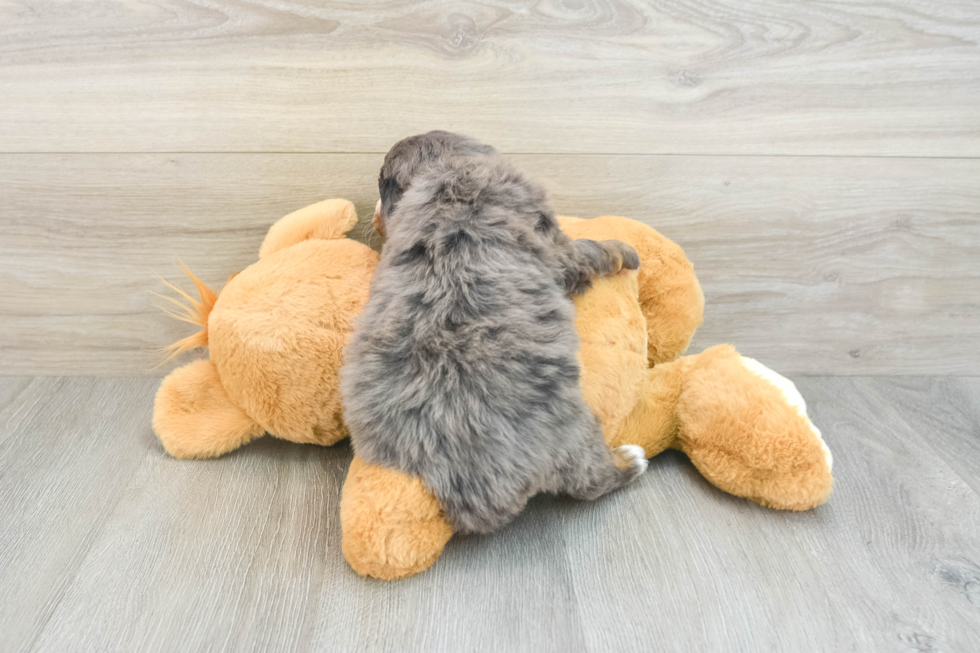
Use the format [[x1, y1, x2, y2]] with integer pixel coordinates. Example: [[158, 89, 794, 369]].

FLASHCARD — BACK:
[[618, 244, 640, 272], [602, 240, 640, 274], [613, 444, 648, 481]]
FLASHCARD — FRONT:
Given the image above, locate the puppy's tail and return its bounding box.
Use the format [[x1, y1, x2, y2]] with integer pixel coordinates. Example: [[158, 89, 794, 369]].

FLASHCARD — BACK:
[[156, 261, 218, 363]]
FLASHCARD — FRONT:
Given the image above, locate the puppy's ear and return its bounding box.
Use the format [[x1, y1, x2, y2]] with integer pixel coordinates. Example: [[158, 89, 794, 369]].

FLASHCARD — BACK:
[[379, 172, 403, 221]]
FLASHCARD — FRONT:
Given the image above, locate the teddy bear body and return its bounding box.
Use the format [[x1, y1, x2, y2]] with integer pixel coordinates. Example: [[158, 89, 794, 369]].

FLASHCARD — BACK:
[[154, 200, 378, 457], [210, 238, 377, 446], [154, 198, 832, 580]]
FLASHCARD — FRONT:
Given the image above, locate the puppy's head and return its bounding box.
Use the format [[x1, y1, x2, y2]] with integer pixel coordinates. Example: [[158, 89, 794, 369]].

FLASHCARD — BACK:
[[375, 131, 493, 236]]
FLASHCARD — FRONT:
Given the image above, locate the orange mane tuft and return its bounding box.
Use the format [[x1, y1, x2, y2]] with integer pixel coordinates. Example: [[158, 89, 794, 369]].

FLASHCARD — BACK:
[[156, 260, 219, 364]]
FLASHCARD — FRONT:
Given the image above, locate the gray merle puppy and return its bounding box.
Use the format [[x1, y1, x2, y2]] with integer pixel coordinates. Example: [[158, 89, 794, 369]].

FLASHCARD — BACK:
[[340, 131, 648, 534]]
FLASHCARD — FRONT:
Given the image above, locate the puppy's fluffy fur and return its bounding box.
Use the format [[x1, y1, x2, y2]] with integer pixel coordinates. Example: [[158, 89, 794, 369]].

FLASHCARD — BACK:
[[341, 131, 647, 533]]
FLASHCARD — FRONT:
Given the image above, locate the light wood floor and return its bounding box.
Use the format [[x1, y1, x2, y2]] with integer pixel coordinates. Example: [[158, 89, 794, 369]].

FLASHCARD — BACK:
[[1, 376, 979, 652], [2, 0, 980, 651]]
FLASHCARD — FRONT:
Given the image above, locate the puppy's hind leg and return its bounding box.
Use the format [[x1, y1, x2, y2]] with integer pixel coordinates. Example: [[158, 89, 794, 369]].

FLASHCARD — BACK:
[[558, 427, 648, 502]]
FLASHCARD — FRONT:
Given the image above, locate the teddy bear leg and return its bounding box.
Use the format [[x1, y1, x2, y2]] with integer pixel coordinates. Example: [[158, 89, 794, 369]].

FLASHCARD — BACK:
[[153, 359, 265, 459], [608, 355, 689, 457], [341, 456, 454, 580], [259, 198, 360, 258], [674, 345, 833, 510]]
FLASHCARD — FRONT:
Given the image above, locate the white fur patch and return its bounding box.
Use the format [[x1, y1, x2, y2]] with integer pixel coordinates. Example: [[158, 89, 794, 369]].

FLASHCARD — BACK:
[[615, 444, 649, 475], [739, 356, 833, 471]]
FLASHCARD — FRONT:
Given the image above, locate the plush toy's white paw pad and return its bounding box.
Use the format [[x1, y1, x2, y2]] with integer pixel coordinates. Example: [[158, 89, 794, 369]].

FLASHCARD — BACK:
[[615, 444, 649, 477], [739, 356, 833, 471]]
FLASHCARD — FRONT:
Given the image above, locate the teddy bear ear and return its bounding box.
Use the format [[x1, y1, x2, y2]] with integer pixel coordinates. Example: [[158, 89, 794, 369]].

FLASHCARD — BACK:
[[259, 198, 360, 258], [153, 359, 264, 459], [555, 215, 584, 231]]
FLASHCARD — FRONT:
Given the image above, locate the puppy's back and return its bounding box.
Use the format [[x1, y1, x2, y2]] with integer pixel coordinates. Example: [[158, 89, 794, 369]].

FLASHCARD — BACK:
[[342, 156, 601, 533]]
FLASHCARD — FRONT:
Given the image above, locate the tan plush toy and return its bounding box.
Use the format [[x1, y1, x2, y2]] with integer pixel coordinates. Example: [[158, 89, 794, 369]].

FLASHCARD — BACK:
[[154, 199, 833, 580]]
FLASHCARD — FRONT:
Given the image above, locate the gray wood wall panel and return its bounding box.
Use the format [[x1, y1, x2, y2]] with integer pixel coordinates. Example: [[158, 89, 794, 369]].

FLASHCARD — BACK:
[[2, 376, 978, 652], [1, 154, 977, 376], [1, 0, 979, 155]]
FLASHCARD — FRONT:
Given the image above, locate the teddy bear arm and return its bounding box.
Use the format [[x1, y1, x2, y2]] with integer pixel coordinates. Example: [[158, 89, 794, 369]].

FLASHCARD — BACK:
[[618, 220, 704, 366], [153, 359, 265, 459], [559, 215, 704, 365], [259, 199, 360, 258], [640, 243, 704, 366]]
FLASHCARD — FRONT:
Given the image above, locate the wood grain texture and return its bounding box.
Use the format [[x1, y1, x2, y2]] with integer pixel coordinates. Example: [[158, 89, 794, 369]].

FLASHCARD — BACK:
[[857, 377, 980, 498], [562, 376, 980, 652], [1, 0, 979, 155], [0, 377, 156, 653], [1, 376, 979, 652], [1, 153, 977, 375]]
